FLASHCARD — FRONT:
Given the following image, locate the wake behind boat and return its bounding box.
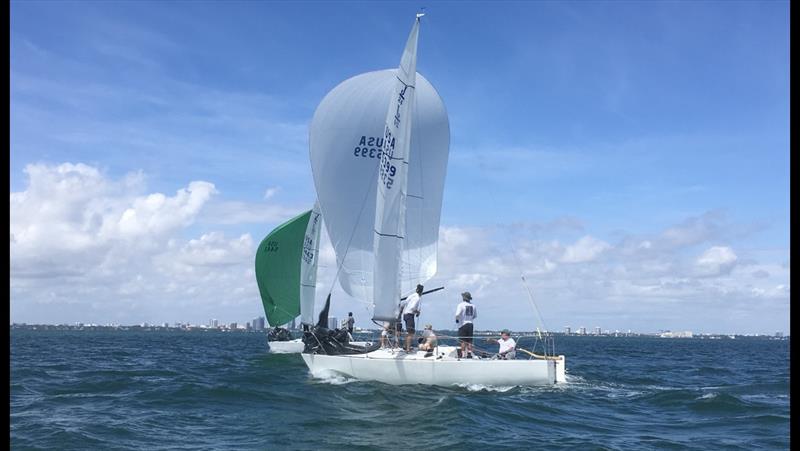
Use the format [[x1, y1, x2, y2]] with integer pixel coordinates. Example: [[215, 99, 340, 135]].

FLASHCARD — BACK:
[[302, 13, 566, 386]]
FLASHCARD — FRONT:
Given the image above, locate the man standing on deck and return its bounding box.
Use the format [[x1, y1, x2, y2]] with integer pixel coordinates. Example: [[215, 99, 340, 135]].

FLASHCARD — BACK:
[[346, 312, 355, 334], [402, 284, 424, 352], [455, 292, 477, 358]]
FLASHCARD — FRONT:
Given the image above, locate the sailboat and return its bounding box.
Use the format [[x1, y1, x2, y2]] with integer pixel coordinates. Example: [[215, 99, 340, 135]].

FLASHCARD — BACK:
[[256, 203, 375, 353], [255, 203, 323, 353], [302, 14, 566, 386]]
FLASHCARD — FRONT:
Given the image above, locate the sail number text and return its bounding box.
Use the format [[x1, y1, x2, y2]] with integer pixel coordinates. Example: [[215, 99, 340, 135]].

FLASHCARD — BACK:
[[302, 235, 315, 264], [353, 134, 398, 189], [378, 126, 398, 189]]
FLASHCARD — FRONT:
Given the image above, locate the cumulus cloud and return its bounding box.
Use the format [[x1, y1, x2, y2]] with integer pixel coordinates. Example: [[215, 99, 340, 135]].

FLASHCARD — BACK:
[[167, 232, 254, 267], [9, 162, 299, 325], [113, 181, 216, 238], [694, 246, 738, 277], [560, 235, 611, 263], [10, 163, 215, 254], [9, 165, 789, 334], [415, 215, 787, 334], [659, 210, 725, 249]]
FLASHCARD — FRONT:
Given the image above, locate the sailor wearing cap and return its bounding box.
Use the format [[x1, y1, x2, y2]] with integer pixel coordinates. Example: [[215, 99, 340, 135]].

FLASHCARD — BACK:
[[455, 291, 477, 358], [497, 329, 516, 360]]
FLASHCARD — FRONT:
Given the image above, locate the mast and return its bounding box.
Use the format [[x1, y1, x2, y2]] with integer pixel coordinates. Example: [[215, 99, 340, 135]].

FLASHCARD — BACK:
[[371, 15, 422, 322]]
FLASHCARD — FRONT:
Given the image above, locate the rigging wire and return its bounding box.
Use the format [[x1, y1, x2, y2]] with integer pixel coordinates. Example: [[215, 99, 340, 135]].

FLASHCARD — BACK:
[[323, 162, 382, 300], [476, 155, 552, 351]]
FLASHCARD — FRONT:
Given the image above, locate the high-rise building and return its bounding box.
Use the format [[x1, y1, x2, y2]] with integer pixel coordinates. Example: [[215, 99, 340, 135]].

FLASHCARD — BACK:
[[229, 322, 237, 330], [212, 319, 218, 328], [579, 327, 586, 335], [252, 317, 265, 331], [595, 326, 601, 335], [564, 326, 571, 335], [329, 316, 339, 329]]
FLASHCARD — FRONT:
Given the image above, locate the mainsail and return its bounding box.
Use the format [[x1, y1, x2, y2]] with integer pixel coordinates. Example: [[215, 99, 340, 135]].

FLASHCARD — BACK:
[[255, 207, 322, 327], [371, 16, 420, 321], [309, 16, 449, 319]]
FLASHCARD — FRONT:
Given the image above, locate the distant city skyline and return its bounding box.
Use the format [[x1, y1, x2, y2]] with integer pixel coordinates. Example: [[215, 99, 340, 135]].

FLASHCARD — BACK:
[[10, 2, 789, 334], [9, 322, 791, 342], [8, 319, 789, 338]]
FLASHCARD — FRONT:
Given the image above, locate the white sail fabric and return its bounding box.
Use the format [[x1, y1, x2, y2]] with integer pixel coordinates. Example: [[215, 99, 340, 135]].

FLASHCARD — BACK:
[[300, 201, 323, 325], [371, 18, 420, 321], [309, 36, 449, 312]]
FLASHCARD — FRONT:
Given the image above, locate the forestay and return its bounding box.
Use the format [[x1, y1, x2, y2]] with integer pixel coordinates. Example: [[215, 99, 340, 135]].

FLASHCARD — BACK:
[[308, 17, 449, 317]]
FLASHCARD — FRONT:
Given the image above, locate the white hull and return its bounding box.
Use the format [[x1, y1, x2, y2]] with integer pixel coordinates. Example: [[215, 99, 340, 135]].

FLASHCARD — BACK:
[[301, 346, 566, 386], [268, 338, 305, 353], [269, 338, 374, 354]]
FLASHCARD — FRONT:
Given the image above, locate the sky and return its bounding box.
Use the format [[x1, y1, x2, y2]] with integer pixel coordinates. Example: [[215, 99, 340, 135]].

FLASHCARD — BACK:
[[10, 1, 790, 334]]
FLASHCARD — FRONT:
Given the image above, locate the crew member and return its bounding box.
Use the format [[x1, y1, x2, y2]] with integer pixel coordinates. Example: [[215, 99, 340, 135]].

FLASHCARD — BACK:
[[402, 284, 424, 352], [455, 291, 477, 358]]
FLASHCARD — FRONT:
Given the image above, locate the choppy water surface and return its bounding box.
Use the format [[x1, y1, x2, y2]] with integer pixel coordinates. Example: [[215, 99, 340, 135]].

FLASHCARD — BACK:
[[11, 330, 789, 449]]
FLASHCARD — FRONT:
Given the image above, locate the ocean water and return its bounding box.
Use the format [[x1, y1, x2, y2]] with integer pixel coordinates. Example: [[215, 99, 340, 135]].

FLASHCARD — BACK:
[[11, 330, 789, 450]]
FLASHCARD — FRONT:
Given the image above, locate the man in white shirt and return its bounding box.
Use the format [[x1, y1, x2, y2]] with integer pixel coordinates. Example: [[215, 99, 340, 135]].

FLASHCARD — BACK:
[[454, 291, 477, 358], [402, 284, 424, 352], [496, 329, 516, 359]]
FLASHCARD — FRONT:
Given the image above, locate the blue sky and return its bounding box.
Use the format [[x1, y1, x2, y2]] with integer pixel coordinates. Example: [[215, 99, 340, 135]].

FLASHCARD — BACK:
[[10, 1, 789, 334]]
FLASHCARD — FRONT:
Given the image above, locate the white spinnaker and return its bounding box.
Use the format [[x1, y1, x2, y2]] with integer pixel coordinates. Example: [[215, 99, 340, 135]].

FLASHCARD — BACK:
[[300, 201, 322, 326], [371, 17, 420, 322], [309, 41, 449, 310]]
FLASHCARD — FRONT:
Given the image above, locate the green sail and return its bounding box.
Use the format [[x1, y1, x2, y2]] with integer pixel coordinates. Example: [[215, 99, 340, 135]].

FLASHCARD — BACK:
[[255, 209, 312, 327]]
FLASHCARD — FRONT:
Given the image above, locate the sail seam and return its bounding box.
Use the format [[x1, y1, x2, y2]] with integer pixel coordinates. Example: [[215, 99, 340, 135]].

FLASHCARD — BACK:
[[373, 229, 405, 239], [395, 76, 416, 89]]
